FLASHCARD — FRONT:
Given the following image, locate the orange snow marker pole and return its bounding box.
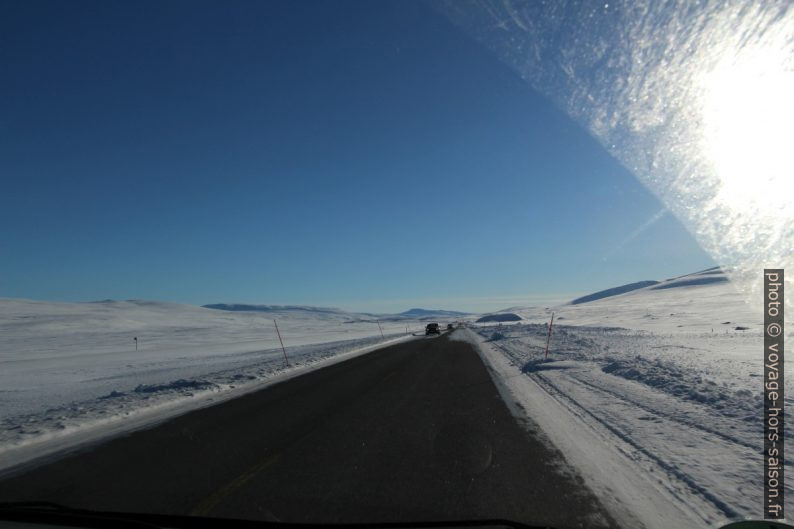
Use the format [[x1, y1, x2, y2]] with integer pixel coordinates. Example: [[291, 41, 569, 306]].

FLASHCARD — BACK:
[[544, 312, 555, 361]]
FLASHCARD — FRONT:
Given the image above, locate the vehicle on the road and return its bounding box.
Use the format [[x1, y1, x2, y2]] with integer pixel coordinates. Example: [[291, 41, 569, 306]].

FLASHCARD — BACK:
[[447, 323, 454, 330], [425, 323, 440, 335]]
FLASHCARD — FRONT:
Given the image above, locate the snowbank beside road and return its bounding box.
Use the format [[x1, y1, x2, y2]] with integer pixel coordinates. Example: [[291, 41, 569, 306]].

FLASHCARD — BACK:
[[0, 298, 419, 474], [463, 270, 792, 528], [0, 333, 414, 475]]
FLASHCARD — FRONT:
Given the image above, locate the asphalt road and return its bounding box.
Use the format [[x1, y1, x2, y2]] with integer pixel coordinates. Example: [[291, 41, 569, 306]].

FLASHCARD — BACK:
[[0, 332, 617, 528]]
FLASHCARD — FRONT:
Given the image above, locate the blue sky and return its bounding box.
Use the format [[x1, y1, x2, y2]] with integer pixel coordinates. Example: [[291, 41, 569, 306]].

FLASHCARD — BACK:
[[0, 0, 713, 313]]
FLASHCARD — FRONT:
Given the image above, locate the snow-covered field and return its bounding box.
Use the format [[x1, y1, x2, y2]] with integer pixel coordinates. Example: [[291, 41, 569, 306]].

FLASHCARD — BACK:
[[1, 268, 788, 528], [0, 299, 434, 473], [464, 268, 791, 528]]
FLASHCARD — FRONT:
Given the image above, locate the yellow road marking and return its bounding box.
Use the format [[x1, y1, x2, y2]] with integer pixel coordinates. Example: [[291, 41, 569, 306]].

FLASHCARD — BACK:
[[190, 452, 282, 517]]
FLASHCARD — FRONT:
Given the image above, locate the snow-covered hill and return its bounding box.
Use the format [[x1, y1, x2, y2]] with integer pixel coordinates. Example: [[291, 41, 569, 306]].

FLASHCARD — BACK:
[[570, 279, 660, 304], [201, 303, 359, 318], [492, 267, 757, 333], [396, 308, 471, 319]]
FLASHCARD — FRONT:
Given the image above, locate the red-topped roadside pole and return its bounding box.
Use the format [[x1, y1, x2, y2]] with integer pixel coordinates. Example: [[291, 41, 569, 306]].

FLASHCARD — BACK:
[[544, 312, 555, 361]]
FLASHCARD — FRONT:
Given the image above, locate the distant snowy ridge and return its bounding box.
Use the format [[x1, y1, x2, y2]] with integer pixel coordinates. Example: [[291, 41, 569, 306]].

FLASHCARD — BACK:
[[569, 267, 728, 306], [203, 304, 474, 322], [571, 280, 659, 304], [202, 303, 354, 316], [476, 313, 522, 323], [397, 308, 471, 318], [650, 266, 728, 290]]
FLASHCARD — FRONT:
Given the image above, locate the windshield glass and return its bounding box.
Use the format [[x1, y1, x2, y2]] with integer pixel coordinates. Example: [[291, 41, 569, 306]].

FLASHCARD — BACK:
[[0, 1, 791, 528]]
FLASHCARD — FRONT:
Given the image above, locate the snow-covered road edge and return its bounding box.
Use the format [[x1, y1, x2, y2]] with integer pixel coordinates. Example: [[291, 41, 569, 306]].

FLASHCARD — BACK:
[[454, 327, 722, 529], [0, 334, 416, 478]]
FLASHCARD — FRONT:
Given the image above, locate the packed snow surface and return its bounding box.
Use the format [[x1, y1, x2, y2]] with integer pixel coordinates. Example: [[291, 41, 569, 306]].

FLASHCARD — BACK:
[[467, 268, 791, 528]]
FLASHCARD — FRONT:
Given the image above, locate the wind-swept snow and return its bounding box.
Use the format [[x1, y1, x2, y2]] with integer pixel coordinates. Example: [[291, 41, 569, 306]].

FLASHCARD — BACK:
[[466, 268, 791, 528], [0, 298, 425, 473]]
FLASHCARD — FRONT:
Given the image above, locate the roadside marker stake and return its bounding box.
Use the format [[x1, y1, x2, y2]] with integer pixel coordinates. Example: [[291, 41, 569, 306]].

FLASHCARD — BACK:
[[544, 312, 555, 361], [273, 319, 289, 365], [377, 320, 384, 339]]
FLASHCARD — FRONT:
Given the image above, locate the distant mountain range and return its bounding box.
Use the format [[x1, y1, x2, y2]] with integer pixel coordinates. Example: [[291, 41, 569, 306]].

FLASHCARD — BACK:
[[397, 308, 470, 318], [202, 304, 472, 321], [202, 304, 349, 315]]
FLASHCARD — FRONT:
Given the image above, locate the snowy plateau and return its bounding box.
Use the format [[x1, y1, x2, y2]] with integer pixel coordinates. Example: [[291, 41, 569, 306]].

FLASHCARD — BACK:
[[0, 267, 788, 529]]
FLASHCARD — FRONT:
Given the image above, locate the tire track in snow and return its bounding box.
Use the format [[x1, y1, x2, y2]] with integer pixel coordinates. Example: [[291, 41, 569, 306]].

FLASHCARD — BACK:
[[572, 375, 758, 452], [531, 369, 745, 519]]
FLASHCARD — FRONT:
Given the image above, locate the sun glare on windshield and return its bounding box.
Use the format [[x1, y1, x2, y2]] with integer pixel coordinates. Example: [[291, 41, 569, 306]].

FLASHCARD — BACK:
[[437, 0, 794, 300], [701, 45, 794, 216]]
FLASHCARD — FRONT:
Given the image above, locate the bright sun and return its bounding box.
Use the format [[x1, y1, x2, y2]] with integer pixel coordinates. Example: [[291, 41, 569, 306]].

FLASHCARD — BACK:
[[701, 46, 794, 215]]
